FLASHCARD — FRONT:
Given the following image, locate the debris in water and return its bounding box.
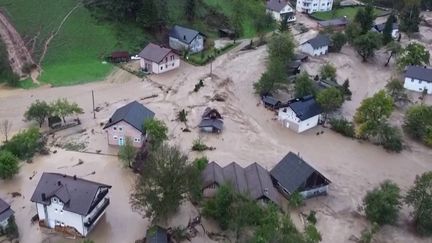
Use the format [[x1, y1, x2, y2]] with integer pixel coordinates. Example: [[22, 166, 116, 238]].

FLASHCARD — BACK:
[[53, 150, 57, 154], [29, 171, 37, 180], [11, 192, 21, 197], [96, 150, 102, 154]]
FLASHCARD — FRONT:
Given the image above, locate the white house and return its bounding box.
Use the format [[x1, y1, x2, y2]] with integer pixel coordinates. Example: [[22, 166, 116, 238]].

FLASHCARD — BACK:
[[138, 43, 180, 74], [31, 173, 112, 237], [404, 65, 432, 94], [278, 96, 322, 133], [296, 0, 333, 13], [270, 152, 331, 199], [300, 34, 330, 56], [266, 0, 296, 22], [0, 198, 14, 230], [169, 25, 205, 53]]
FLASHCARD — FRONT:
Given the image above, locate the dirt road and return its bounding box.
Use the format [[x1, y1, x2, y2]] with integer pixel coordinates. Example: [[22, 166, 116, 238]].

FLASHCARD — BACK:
[[0, 10, 35, 77]]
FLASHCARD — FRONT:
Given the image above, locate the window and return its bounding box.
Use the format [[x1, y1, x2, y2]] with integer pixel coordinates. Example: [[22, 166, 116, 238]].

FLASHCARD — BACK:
[[55, 209, 58, 212], [166, 64, 168, 68], [118, 126, 123, 132], [170, 55, 174, 61], [165, 57, 168, 62], [53, 198, 58, 203], [60, 210, 63, 213], [160, 66, 163, 70], [134, 138, 141, 142], [113, 135, 118, 140], [172, 63, 175, 67], [113, 126, 117, 130]]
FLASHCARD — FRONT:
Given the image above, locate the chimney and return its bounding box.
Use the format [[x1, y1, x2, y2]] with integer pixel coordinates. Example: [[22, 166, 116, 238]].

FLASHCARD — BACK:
[[183, 35, 186, 41], [73, 175, 77, 180], [41, 193, 46, 201], [57, 181, 62, 186]]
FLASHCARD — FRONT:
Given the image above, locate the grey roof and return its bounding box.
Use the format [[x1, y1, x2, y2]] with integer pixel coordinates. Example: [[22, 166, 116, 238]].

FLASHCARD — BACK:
[[266, 0, 290, 12], [104, 101, 155, 133], [405, 65, 432, 83], [30, 173, 111, 216], [374, 22, 398, 32], [138, 43, 173, 63], [262, 96, 281, 106], [302, 34, 330, 49], [318, 17, 349, 27], [169, 25, 202, 44], [0, 198, 14, 223], [270, 152, 330, 194], [198, 119, 224, 131], [202, 108, 223, 119], [202, 162, 224, 188], [223, 162, 249, 194], [245, 163, 280, 204], [146, 226, 168, 243], [288, 96, 322, 121]]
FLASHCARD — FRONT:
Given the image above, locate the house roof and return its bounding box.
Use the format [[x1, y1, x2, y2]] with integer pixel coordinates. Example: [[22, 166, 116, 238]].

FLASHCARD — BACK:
[[405, 65, 432, 83], [288, 96, 322, 121], [223, 162, 249, 194], [245, 163, 280, 204], [146, 226, 168, 243], [202, 107, 223, 119], [169, 25, 202, 44], [198, 119, 224, 131], [318, 17, 349, 27], [138, 43, 173, 63], [202, 162, 225, 188], [103, 101, 155, 133], [0, 198, 14, 223], [262, 96, 281, 106], [111, 51, 129, 59], [302, 34, 330, 49], [30, 173, 112, 216], [270, 152, 330, 194], [266, 0, 289, 12]]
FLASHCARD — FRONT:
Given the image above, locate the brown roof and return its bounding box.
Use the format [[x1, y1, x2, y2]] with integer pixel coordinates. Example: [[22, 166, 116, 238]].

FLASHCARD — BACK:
[[111, 51, 129, 58], [138, 43, 174, 63]]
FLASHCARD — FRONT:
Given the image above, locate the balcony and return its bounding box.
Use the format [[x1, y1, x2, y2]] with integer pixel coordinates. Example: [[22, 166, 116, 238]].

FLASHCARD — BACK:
[[84, 198, 110, 228]]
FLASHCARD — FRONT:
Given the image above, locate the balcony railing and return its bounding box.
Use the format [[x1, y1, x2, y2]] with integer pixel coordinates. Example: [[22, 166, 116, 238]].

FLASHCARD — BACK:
[[84, 198, 110, 228]]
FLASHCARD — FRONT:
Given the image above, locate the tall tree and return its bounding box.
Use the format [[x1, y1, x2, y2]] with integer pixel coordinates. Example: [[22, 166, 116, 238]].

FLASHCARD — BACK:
[[345, 22, 362, 44], [253, 12, 275, 42], [382, 14, 397, 45], [0, 119, 12, 142], [24, 100, 51, 127], [404, 105, 432, 146], [254, 59, 287, 95], [354, 2, 375, 34], [386, 78, 408, 104], [384, 41, 402, 66], [363, 180, 402, 225], [316, 87, 344, 116], [405, 171, 432, 235], [143, 118, 168, 149], [0, 150, 19, 180], [130, 144, 199, 221], [118, 137, 137, 167], [331, 32, 347, 52], [295, 73, 317, 98], [354, 90, 394, 138], [353, 31, 382, 62], [400, 0, 421, 34], [185, 0, 196, 22], [397, 43, 430, 69], [51, 98, 83, 123], [231, 0, 244, 38], [137, 0, 159, 30], [267, 32, 295, 65]]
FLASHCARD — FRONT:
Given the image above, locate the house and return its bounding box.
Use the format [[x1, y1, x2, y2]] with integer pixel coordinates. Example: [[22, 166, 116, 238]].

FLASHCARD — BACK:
[[110, 51, 130, 63], [278, 95, 322, 133], [199, 107, 223, 133], [218, 28, 236, 39], [300, 34, 330, 56], [0, 198, 14, 230], [317, 17, 348, 31], [201, 162, 282, 207], [169, 25, 205, 53], [103, 101, 155, 147], [270, 152, 331, 199], [138, 43, 180, 74], [372, 22, 400, 39], [403, 65, 432, 94], [146, 226, 168, 243], [262, 95, 282, 110], [296, 0, 333, 13], [30, 173, 112, 237], [266, 0, 296, 22]]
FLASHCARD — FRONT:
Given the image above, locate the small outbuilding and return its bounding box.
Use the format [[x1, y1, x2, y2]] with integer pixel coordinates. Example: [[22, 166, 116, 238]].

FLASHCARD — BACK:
[[218, 28, 236, 39], [287, 61, 302, 75], [262, 96, 282, 110], [0, 198, 14, 230], [372, 22, 399, 39], [110, 51, 130, 63], [202, 107, 223, 120], [403, 65, 432, 94], [270, 152, 331, 199], [300, 34, 330, 56]]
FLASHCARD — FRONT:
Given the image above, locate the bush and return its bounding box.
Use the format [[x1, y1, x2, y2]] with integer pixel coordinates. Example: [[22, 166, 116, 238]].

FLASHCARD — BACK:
[[194, 156, 208, 171], [4, 215, 19, 240], [307, 210, 317, 225], [289, 191, 304, 208], [404, 105, 432, 147], [378, 124, 403, 152], [177, 109, 188, 122], [329, 118, 356, 138], [0, 150, 19, 180], [192, 139, 210, 151], [319, 63, 337, 81], [2, 127, 44, 160], [193, 80, 204, 92], [363, 180, 401, 225]]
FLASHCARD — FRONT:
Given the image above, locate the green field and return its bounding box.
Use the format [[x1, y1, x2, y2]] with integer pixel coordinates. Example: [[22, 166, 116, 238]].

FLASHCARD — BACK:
[[312, 7, 384, 21]]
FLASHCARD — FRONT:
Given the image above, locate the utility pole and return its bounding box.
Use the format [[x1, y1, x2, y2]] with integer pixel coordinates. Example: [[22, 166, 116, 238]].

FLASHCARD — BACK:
[[92, 90, 96, 119]]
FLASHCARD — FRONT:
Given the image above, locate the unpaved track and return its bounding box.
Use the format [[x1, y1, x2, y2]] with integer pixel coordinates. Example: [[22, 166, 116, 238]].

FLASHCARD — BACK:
[[0, 10, 35, 77]]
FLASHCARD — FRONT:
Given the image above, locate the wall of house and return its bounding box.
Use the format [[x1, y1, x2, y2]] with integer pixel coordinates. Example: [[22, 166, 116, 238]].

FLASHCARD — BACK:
[[300, 185, 329, 198], [140, 54, 180, 74], [298, 115, 320, 133], [296, 0, 333, 13], [169, 37, 189, 52], [37, 198, 85, 236], [404, 77, 432, 94], [266, 5, 296, 22], [169, 36, 204, 54], [300, 43, 328, 56], [106, 121, 144, 147]]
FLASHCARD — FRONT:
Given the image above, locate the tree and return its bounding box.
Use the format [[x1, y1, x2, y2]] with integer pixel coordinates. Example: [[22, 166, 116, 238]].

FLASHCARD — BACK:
[[0, 119, 12, 142], [319, 63, 337, 81], [130, 144, 199, 221], [143, 118, 168, 149], [341, 79, 352, 97], [405, 171, 432, 235], [377, 123, 403, 152], [295, 73, 317, 98], [400, 0, 421, 34], [24, 100, 51, 127], [0, 150, 19, 180], [353, 32, 382, 62], [254, 59, 287, 95], [279, 15, 289, 32], [397, 43, 430, 70], [331, 32, 347, 52], [51, 98, 83, 123], [363, 180, 401, 225], [354, 2, 375, 34], [231, 0, 244, 38], [203, 184, 235, 230], [384, 41, 402, 66], [382, 14, 397, 45], [2, 127, 44, 160], [137, 0, 159, 30], [185, 0, 196, 22], [303, 224, 322, 243], [118, 137, 137, 167], [316, 87, 344, 117], [385, 78, 408, 103], [4, 215, 19, 239], [345, 22, 362, 44], [267, 32, 295, 65], [354, 90, 394, 138], [253, 12, 275, 42], [404, 105, 432, 146]]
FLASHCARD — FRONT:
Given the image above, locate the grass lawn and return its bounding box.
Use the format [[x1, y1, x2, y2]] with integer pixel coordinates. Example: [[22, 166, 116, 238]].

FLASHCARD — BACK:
[[311, 7, 384, 21]]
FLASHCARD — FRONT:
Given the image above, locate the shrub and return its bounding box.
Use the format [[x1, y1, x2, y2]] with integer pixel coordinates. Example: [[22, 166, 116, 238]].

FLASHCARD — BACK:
[[177, 109, 188, 122], [2, 127, 44, 160], [363, 180, 401, 225], [405, 172, 432, 235], [404, 105, 432, 147], [192, 139, 209, 151], [0, 150, 19, 180], [194, 156, 208, 171], [307, 210, 317, 225], [193, 80, 204, 92], [378, 124, 403, 152], [329, 118, 355, 138], [288, 191, 304, 208], [319, 63, 337, 81], [4, 215, 19, 239]]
